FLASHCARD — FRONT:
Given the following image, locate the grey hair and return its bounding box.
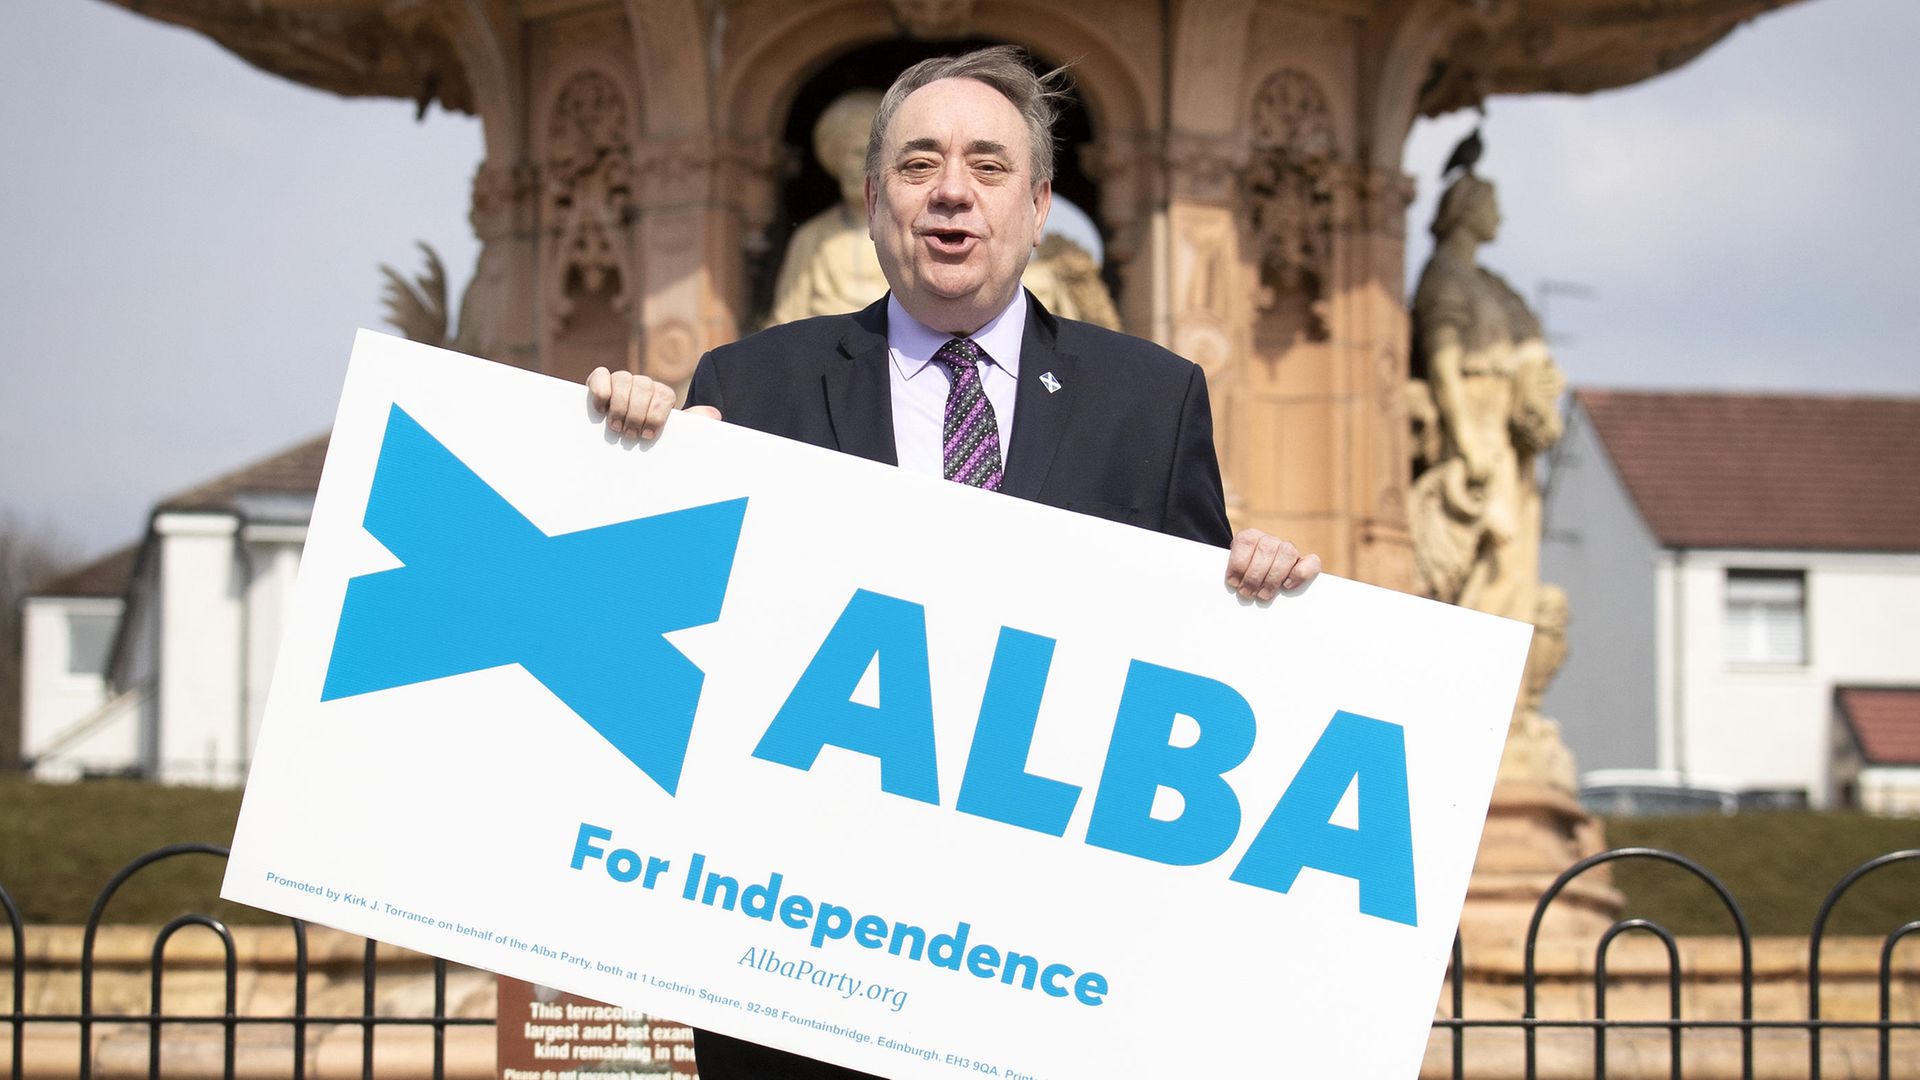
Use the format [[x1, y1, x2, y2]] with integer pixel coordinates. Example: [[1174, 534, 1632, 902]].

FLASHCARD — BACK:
[[864, 45, 1072, 187]]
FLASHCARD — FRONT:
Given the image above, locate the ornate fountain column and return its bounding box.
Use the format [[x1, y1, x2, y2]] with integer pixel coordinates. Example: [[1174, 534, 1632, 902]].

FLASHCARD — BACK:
[[1406, 169, 1619, 941]]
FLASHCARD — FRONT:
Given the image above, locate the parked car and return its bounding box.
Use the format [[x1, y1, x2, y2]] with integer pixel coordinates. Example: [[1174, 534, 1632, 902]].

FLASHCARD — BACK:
[[1578, 769, 1741, 816]]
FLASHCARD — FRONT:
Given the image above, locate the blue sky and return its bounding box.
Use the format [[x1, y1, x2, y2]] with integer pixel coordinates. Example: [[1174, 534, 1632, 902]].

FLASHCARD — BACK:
[[2, 0, 1914, 559]]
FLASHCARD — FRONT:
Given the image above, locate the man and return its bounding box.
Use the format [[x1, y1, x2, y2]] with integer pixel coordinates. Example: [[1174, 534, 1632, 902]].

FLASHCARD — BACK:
[[589, 47, 1318, 1077]]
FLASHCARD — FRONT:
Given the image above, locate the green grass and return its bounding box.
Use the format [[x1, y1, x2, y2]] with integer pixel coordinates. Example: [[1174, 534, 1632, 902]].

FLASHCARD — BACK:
[[1601, 812, 1920, 936], [0, 775, 276, 925], [1, 778, 1916, 934]]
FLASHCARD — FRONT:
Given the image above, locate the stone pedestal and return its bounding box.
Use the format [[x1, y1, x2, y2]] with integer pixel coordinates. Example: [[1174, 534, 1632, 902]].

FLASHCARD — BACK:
[[1424, 935, 1920, 1079], [1460, 782, 1622, 947]]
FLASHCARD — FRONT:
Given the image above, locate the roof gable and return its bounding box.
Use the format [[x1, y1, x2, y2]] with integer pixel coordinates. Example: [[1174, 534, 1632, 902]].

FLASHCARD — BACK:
[[25, 433, 330, 609], [1837, 687, 1920, 767], [1576, 390, 1920, 552], [33, 544, 138, 599], [157, 433, 330, 515]]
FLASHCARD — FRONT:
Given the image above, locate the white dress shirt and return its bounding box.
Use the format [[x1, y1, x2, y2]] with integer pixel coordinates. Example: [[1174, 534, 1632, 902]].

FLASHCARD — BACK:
[[886, 292, 1025, 478]]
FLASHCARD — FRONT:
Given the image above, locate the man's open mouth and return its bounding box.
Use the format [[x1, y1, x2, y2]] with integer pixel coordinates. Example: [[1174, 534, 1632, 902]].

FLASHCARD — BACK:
[[925, 229, 976, 253]]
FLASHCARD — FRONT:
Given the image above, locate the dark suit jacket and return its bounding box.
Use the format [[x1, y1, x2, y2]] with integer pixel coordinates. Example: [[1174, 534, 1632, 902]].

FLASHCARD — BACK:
[[682, 292, 1230, 1080], [686, 292, 1232, 548]]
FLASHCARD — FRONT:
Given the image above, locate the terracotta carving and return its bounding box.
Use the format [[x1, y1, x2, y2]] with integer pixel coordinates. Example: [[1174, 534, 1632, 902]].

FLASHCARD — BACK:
[[1245, 69, 1335, 336], [1502, 584, 1577, 790], [544, 69, 637, 330]]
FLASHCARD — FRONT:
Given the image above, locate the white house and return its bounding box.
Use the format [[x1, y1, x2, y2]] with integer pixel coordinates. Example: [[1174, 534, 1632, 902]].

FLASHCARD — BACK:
[[18, 547, 137, 778], [1541, 389, 1920, 812], [1831, 686, 1920, 817], [20, 435, 325, 786]]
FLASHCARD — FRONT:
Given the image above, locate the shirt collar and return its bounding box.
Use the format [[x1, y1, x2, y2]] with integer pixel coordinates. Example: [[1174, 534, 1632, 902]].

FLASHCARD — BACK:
[[887, 290, 1028, 382]]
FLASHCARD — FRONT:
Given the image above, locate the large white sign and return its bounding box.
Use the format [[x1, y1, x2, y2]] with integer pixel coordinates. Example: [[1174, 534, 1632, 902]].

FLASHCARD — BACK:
[[225, 330, 1530, 1079]]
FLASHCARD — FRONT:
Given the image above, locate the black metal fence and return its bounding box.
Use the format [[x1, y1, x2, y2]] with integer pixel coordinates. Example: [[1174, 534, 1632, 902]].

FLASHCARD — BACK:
[[1433, 847, 1920, 1080], [1, 843, 487, 1080], [1, 843, 1915, 1079]]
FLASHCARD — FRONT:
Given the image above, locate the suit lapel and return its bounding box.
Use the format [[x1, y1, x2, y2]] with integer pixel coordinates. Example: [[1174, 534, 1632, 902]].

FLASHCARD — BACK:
[[1001, 296, 1078, 501], [823, 298, 899, 466]]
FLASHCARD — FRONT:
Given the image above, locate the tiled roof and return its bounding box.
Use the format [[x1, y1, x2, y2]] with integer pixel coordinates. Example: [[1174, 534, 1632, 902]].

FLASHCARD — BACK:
[[34, 544, 138, 599], [156, 433, 329, 514], [1836, 687, 1920, 767], [1577, 390, 1920, 552]]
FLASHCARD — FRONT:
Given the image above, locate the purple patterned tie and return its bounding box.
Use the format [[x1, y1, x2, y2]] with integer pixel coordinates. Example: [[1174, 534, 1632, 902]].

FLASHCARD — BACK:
[[935, 337, 1004, 491]]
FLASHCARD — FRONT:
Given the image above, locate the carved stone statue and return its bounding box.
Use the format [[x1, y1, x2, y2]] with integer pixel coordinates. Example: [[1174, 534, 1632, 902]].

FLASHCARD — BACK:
[[1407, 175, 1564, 621], [770, 90, 891, 326], [1501, 584, 1577, 790], [1407, 173, 1575, 792], [1021, 234, 1122, 329], [768, 90, 1121, 331]]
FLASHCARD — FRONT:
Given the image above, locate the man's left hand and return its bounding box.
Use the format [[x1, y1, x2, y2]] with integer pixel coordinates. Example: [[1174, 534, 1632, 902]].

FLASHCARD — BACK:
[[588, 366, 720, 439], [1225, 529, 1321, 601]]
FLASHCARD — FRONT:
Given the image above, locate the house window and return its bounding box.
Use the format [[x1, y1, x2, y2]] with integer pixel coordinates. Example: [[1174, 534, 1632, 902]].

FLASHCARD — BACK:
[[1724, 569, 1805, 666], [66, 613, 116, 676]]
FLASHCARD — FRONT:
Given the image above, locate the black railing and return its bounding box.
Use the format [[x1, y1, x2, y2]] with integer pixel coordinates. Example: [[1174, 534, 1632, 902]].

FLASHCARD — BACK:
[[1, 843, 1915, 1078], [1430, 846, 1920, 1080], [2, 843, 486, 1080]]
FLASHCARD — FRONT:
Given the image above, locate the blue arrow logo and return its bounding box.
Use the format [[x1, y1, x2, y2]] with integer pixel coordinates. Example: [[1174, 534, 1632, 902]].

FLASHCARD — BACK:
[[321, 405, 746, 795]]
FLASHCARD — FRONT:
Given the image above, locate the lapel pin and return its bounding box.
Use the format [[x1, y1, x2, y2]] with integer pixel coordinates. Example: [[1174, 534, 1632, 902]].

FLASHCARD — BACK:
[[1039, 371, 1062, 394]]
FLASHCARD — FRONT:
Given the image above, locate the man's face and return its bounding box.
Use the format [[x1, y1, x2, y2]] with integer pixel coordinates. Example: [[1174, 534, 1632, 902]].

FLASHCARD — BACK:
[[866, 77, 1053, 335]]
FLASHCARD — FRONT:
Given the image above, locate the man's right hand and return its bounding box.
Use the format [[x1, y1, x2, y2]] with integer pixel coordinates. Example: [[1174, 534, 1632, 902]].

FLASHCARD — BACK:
[[587, 367, 721, 439]]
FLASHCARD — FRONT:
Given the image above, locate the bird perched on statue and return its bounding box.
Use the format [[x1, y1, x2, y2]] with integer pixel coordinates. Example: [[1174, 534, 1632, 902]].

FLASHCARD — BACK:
[[1442, 126, 1484, 179]]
